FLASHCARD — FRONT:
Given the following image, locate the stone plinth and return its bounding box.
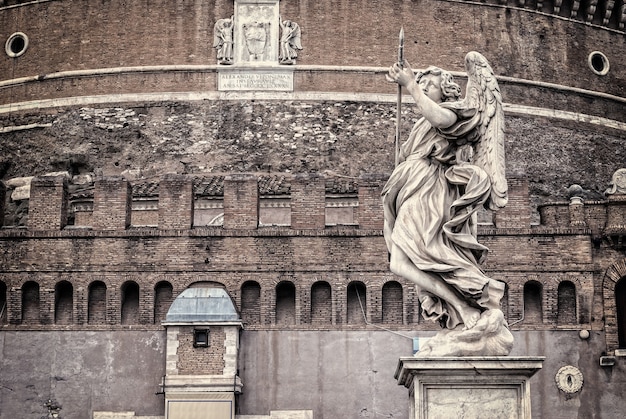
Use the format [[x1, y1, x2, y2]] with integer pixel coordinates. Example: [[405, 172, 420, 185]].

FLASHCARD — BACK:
[[395, 357, 544, 419]]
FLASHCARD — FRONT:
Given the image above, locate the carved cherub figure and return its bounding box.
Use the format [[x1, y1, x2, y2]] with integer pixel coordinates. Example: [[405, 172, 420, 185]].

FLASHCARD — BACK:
[[279, 16, 302, 64], [213, 17, 234, 64], [383, 52, 512, 356]]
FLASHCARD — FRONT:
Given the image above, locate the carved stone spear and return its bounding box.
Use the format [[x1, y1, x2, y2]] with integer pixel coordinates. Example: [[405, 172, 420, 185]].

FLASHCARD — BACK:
[[395, 27, 404, 167]]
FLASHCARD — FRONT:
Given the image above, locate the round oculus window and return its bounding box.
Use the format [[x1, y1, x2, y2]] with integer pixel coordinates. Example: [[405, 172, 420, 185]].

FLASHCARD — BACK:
[[588, 51, 609, 76], [5, 32, 29, 58]]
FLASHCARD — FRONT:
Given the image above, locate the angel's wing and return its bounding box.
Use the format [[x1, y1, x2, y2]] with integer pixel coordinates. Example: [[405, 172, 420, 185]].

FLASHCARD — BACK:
[[213, 19, 226, 48], [463, 51, 507, 210], [290, 23, 303, 50]]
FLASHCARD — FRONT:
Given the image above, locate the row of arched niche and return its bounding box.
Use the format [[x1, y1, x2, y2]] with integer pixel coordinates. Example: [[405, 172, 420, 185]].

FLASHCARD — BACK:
[[0, 279, 580, 328]]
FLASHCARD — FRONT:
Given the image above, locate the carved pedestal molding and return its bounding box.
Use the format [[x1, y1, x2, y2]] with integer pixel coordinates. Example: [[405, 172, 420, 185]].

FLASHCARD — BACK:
[[395, 357, 544, 419]]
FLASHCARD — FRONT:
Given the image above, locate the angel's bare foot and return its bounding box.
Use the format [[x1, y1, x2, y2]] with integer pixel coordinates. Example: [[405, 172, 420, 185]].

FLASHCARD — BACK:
[[460, 307, 481, 330]]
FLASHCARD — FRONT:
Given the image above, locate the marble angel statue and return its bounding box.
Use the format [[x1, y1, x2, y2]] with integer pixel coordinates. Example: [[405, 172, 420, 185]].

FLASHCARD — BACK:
[[279, 16, 302, 64], [383, 51, 513, 356], [213, 16, 234, 64]]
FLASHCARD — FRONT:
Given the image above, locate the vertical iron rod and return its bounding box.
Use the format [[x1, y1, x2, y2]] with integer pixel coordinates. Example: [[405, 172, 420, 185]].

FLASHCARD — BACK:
[[395, 27, 404, 167]]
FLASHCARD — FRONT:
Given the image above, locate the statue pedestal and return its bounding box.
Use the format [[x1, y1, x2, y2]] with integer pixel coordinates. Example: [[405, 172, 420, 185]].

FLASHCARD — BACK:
[[395, 357, 544, 419]]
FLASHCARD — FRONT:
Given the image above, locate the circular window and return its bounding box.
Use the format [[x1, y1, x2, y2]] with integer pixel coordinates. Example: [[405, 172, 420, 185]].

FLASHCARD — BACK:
[[588, 51, 609, 76], [5, 32, 29, 58]]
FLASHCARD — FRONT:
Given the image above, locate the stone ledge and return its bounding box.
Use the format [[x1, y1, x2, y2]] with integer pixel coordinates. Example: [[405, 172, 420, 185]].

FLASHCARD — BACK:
[[395, 356, 545, 388]]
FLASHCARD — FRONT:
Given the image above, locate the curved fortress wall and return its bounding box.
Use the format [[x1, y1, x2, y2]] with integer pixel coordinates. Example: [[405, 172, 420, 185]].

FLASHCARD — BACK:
[[0, 0, 626, 418], [0, 0, 624, 114]]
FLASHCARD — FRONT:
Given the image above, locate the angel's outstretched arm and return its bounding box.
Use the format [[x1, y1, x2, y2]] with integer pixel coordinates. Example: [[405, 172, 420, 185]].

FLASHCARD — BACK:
[[387, 61, 456, 129]]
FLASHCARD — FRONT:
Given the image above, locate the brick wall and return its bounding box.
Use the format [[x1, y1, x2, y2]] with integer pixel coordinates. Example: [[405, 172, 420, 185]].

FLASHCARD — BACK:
[[159, 174, 194, 230], [0, 172, 623, 357], [347, 282, 366, 325], [1, 0, 623, 108], [310, 282, 332, 325], [493, 177, 531, 229], [93, 177, 131, 231], [223, 174, 258, 229], [154, 282, 174, 324], [28, 175, 68, 231], [0, 281, 6, 324], [54, 281, 73, 325], [241, 281, 261, 325], [275, 282, 296, 325], [291, 173, 325, 229], [21, 281, 40, 323], [382, 281, 403, 324], [88, 282, 107, 325], [557, 281, 577, 325], [120, 281, 139, 325], [0, 181, 5, 227], [176, 326, 226, 375], [357, 174, 386, 230]]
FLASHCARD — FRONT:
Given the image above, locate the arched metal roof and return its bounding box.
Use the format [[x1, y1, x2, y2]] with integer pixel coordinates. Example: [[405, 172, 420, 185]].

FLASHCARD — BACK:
[[165, 286, 240, 323]]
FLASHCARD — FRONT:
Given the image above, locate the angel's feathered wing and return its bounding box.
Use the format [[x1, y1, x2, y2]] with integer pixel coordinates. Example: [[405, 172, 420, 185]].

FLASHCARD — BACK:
[[463, 51, 507, 210], [213, 19, 227, 48], [290, 24, 303, 50]]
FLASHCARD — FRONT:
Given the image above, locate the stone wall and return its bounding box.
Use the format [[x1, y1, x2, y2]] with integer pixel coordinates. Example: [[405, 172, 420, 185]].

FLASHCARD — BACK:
[[1, 102, 624, 210], [2, 329, 626, 419], [0, 330, 166, 419]]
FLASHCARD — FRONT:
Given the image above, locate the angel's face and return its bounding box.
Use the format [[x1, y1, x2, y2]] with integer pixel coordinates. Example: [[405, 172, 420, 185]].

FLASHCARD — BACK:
[[418, 74, 443, 103]]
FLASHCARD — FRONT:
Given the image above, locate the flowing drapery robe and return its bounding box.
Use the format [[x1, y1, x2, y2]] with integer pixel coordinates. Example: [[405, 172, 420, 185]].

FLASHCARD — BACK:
[[382, 102, 505, 329]]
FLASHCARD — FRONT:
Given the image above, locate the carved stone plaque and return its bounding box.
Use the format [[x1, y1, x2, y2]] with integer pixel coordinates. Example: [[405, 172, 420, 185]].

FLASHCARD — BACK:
[[218, 68, 294, 91], [234, 0, 279, 65]]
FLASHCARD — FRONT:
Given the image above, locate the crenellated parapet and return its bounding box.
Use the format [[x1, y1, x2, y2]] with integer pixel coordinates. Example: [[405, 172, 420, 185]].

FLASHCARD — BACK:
[[2, 172, 625, 234]]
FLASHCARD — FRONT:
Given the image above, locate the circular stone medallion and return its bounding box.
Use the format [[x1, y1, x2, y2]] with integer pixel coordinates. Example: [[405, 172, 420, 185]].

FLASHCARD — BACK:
[[555, 365, 584, 394]]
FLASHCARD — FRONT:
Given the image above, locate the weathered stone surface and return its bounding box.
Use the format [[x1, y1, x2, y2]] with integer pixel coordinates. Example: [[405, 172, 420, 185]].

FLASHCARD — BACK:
[[10, 184, 30, 201], [1, 104, 623, 213]]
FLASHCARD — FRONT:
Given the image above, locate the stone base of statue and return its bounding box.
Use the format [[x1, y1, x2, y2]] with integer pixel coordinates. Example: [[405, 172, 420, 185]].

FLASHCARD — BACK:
[[395, 357, 544, 419]]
